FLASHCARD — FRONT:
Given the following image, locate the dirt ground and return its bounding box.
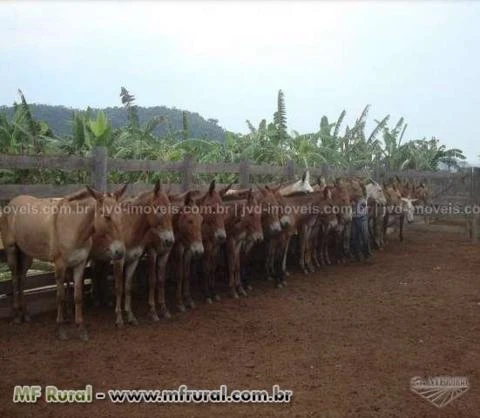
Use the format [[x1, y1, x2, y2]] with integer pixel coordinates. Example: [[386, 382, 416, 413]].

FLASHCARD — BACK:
[[1, 228, 479, 418]]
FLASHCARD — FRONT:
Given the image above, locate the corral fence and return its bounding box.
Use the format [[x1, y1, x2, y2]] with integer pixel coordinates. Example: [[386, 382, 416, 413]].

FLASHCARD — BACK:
[[0, 147, 479, 319]]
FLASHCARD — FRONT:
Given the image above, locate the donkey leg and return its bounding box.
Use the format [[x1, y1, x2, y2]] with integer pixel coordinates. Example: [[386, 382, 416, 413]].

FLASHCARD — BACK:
[[146, 250, 160, 322], [236, 248, 247, 296], [64, 269, 73, 323], [298, 228, 308, 275], [183, 252, 196, 309], [6, 246, 21, 323], [282, 236, 291, 278], [203, 255, 213, 304], [113, 259, 124, 327], [265, 240, 274, 281], [124, 259, 140, 325], [157, 252, 171, 318], [17, 253, 33, 322], [226, 241, 239, 299], [73, 262, 88, 341], [54, 262, 68, 340], [175, 247, 187, 312]]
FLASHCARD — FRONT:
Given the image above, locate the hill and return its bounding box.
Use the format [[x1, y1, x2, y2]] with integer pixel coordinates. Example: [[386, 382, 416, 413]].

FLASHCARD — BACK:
[[0, 104, 226, 141]]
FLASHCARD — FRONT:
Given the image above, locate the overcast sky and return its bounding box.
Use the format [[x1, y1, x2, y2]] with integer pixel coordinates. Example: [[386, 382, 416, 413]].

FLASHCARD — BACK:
[[1, 1, 479, 163]]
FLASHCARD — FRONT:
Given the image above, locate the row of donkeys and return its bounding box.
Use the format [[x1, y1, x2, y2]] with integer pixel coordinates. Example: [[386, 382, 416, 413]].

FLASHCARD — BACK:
[[0, 171, 428, 340]]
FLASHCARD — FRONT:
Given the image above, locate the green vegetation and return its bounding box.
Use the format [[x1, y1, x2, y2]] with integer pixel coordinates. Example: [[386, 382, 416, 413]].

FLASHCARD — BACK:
[[0, 88, 466, 186]]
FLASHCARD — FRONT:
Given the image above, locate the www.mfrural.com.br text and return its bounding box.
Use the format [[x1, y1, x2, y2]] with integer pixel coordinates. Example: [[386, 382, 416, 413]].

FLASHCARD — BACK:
[[13, 384, 293, 404]]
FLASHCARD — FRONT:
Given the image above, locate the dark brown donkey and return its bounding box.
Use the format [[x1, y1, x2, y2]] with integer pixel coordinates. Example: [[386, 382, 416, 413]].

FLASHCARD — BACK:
[[169, 192, 204, 312], [222, 190, 264, 299], [0, 185, 127, 340], [195, 180, 230, 304]]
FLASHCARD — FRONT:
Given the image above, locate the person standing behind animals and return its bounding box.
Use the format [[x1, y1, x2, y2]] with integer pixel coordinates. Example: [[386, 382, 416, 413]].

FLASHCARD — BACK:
[[351, 186, 373, 263]]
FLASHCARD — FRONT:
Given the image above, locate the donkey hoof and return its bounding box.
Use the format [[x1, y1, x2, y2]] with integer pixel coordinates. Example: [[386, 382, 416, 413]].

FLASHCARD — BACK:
[[177, 304, 186, 313], [282, 280, 287, 287], [116, 319, 124, 328], [276, 282, 284, 289], [214, 294, 221, 301], [127, 315, 138, 326], [206, 297, 213, 305], [149, 311, 160, 322], [238, 287, 248, 297], [266, 276, 273, 282], [285, 271, 291, 277], [23, 313, 32, 323], [160, 306, 171, 319], [247, 284, 253, 291], [12, 316, 22, 325], [231, 291, 239, 299], [187, 300, 196, 309], [56, 326, 68, 341], [78, 327, 89, 341]]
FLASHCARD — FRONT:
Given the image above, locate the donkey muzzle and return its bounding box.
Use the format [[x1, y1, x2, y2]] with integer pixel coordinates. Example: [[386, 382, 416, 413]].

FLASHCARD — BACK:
[[190, 241, 205, 257], [159, 230, 175, 247], [214, 229, 227, 243], [110, 241, 125, 260], [269, 221, 282, 235]]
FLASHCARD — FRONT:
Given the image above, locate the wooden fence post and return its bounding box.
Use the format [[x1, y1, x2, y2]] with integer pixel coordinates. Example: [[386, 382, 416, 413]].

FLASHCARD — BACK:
[[321, 163, 330, 181], [471, 167, 480, 243], [285, 159, 295, 181], [181, 154, 195, 192], [92, 146, 108, 192], [239, 158, 250, 189]]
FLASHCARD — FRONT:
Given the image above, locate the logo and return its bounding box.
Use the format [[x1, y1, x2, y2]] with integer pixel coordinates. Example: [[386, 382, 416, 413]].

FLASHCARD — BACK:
[[410, 376, 469, 408]]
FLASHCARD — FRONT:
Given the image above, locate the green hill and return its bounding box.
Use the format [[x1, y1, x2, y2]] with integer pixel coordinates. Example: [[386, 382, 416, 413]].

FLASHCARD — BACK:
[[0, 104, 226, 141]]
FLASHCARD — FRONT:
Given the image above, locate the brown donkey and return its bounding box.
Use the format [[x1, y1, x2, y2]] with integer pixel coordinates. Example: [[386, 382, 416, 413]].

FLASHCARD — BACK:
[[195, 180, 230, 304], [102, 181, 174, 326], [223, 191, 264, 299], [169, 192, 204, 312], [0, 185, 127, 340]]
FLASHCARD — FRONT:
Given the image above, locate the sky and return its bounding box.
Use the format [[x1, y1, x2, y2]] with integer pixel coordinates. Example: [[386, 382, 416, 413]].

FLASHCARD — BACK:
[[1, 1, 479, 163]]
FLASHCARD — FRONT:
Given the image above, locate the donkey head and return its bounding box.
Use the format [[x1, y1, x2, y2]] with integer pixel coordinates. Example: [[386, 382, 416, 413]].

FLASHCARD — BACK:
[[86, 184, 127, 260], [197, 180, 227, 244], [256, 184, 282, 235], [177, 192, 204, 257], [242, 190, 264, 245]]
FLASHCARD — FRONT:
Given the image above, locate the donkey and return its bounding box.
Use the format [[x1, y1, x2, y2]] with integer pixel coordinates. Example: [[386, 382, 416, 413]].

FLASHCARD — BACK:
[[278, 170, 314, 196], [222, 190, 264, 298], [195, 180, 230, 304], [169, 192, 205, 312], [0, 185, 127, 340], [114, 181, 174, 326]]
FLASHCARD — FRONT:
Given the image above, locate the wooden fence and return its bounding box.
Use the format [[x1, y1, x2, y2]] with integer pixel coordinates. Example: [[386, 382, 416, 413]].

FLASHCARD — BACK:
[[0, 147, 477, 319]]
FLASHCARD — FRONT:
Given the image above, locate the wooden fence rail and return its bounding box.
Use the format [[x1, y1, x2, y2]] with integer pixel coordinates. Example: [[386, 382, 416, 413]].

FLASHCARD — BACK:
[[1, 147, 467, 201]]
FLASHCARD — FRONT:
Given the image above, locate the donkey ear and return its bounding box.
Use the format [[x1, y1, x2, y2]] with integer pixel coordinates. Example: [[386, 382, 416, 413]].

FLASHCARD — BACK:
[[301, 171, 307, 183], [86, 185, 104, 202], [113, 183, 128, 200], [208, 179, 216, 196], [153, 179, 162, 196]]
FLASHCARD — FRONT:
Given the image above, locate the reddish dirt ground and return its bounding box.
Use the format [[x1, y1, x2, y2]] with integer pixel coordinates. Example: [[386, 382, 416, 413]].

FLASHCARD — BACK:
[[1, 228, 480, 418]]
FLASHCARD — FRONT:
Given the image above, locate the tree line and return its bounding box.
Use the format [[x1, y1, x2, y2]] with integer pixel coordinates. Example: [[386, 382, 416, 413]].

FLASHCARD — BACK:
[[0, 88, 466, 186]]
